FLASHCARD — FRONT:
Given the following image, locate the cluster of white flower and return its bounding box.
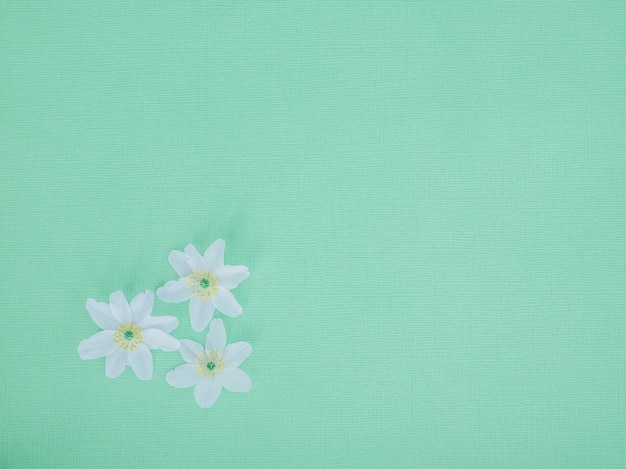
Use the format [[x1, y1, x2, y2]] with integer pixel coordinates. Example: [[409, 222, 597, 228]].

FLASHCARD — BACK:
[[78, 239, 251, 408]]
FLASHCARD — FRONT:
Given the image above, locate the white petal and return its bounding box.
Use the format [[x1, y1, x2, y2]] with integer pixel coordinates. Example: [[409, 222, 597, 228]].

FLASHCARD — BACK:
[[189, 297, 215, 332], [220, 367, 251, 392], [184, 244, 207, 270], [168, 249, 192, 277], [85, 299, 119, 330], [78, 331, 116, 360], [105, 349, 127, 378], [166, 364, 200, 388], [223, 341, 252, 368], [211, 286, 242, 317], [204, 239, 225, 271], [109, 291, 131, 323], [137, 315, 178, 333], [156, 278, 191, 303], [205, 318, 226, 352], [130, 290, 154, 324], [179, 339, 203, 363], [194, 380, 222, 408], [127, 344, 153, 380], [215, 265, 249, 289], [143, 328, 180, 352]]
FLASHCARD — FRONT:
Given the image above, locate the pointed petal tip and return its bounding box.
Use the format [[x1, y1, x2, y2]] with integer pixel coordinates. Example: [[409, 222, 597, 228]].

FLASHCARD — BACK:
[[109, 290, 125, 300], [156, 279, 191, 303], [77, 342, 87, 360]]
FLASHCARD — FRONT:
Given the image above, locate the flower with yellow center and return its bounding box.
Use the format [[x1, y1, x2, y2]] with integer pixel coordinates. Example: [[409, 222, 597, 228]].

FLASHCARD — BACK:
[[186, 270, 218, 300], [113, 323, 143, 351], [157, 240, 250, 332], [166, 318, 252, 408], [194, 349, 225, 378], [78, 290, 180, 380]]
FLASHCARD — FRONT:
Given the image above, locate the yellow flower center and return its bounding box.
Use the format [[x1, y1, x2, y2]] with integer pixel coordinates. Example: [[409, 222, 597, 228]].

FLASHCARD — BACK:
[[187, 269, 218, 300], [114, 323, 143, 351], [195, 349, 225, 379]]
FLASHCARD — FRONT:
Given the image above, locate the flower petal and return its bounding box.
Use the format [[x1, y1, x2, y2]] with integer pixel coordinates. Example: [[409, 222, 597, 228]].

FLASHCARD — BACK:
[[85, 299, 119, 330], [156, 278, 191, 303], [143, 328, 180, 352], [130, 290, 154, 324], [105, 349, 127, 378], [179, 339, 203, 363], [78, 331, 116, 360], [168, 249, 192, 277], [109, 291, 131, 323], [211, 286, 242, 317], [137, 315, 178, 333], [189, 297, 215, 332], [223, 341, 252, 368], [214, 265, 249, 290], [220, 367, 251, 392], [184, 244, 207, 270], [166, 364, 200, 388], [204, 239, 225, 271], [205, 318, 226, 352], [194, 380, 222, 408], [127, 344, 153, 380]]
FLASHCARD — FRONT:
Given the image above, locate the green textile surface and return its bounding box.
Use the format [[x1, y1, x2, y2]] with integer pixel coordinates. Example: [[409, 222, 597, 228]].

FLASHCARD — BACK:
[[1, 2, 625, 468]]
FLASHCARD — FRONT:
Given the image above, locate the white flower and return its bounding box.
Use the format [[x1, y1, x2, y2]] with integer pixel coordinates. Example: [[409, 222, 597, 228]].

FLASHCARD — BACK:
[[156, 240, 250, 332], [166, 318, 252, 408], [78, 290, 180, 380]]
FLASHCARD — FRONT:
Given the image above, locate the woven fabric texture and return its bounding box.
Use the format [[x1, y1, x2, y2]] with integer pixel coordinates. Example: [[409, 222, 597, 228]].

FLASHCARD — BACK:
[[1, 2, 625, 468]]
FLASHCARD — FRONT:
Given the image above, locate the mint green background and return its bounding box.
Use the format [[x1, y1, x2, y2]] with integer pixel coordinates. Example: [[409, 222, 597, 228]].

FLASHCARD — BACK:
[[1, 2, 625, 468]]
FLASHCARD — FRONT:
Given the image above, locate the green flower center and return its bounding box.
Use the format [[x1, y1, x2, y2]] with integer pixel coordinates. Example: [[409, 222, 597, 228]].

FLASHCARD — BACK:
[[195, 349, 225, 378], [187, 269, 219, 300], [114, 323, 143, 351]]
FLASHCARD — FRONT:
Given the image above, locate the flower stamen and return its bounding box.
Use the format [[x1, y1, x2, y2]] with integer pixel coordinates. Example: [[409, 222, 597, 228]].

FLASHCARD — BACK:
[[195, 349, 224, 378], [187, 269, 218, 300], [114, 323, 143, 351]]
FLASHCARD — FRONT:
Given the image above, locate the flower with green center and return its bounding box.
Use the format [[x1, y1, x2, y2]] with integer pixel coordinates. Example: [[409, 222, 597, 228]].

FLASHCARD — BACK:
[[156, 239, 250, 332], [78, 290, 181, 380], [114, 323, 143, 351], [166, 318, 252, 408], [187, 270, 218, 300], [194, 348, 225, 378]]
